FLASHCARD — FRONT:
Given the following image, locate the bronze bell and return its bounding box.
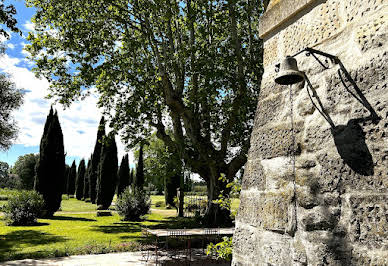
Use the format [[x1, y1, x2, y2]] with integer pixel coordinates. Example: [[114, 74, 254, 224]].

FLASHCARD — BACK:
[[275, 56, 305, 85]]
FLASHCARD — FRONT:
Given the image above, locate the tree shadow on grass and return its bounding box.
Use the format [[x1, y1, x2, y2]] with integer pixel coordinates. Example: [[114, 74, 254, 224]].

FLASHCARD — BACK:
[[47, 216, 96, 222], [27, 222, 50, 226], [0, 230, 66, 261], [5, 222, 50, 227], [90, 223, 141, 234], [147, 216, 199, 230]]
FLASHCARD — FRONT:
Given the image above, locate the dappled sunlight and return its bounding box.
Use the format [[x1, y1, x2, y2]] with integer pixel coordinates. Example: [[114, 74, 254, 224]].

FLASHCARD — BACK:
[[0, 196, 202, 262], [0, 230, 67, 261]]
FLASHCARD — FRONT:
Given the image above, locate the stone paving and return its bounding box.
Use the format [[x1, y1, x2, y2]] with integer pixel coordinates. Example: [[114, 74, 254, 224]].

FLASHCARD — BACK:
[[0, 250, 230, 266], [0, 252, 150, 266]]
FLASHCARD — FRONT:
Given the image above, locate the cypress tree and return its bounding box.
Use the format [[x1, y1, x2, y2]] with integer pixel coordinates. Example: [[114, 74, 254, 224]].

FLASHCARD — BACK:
[[117, 154, 130, 196], [67, 160, 77, 196], [63, 164, 70, 194], [83, 156, 91, 200], [96, 132, 118, 209], [90, 117, 105, 204], [75, 159, 85, 200], [134, 144, 144, 190], [34, 108, 65, 217]]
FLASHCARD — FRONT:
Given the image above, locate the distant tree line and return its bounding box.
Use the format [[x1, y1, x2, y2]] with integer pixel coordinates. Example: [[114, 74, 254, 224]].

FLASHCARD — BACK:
[[3, 106, 190, 215], [31, 109, 141, 215]]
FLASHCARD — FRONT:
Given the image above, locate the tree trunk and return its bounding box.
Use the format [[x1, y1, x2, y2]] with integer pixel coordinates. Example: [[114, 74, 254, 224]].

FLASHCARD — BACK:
[[203, 169, 232, 226], [165, 173, 180, 207], [178, 173, 185, 217]]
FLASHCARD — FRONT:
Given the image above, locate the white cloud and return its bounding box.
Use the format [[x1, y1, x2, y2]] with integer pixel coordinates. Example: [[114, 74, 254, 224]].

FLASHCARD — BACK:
[[21, 49, 30, 57], [7, 43, 15, 49], [0, 54, 133, 166], [23, 21, 35, 32]]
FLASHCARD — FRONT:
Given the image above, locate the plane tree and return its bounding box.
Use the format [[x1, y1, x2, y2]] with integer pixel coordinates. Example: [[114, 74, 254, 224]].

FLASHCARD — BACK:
[[26, 0, 264, 225]]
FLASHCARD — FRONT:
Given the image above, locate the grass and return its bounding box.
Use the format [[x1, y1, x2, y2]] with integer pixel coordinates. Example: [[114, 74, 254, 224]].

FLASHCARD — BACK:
[[59, 198, 115, 212], [0, 189, 240, 262], [150, 195, 166, 209], [0, 196, 176, 262], [0, 212, 174, 261], [0, 189, 21, 198]]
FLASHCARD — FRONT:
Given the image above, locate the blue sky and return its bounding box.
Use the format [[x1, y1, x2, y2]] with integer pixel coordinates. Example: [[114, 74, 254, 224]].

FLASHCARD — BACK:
[[0, 1, 133, 167]]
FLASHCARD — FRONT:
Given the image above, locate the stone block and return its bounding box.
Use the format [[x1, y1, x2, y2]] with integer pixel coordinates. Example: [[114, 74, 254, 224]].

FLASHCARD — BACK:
[[260, 231, 293, 265], [341, 0, 385, 24], [301, 206, 337, 231], [261, 157, 293, 190], [232, 224, 258, 260], [281, 0, 342, 57], [257, 191, 294, 232], [317, 152, 388, 193], [351, 246, 388, 266], [345, 194, 388, 248], [355, 14, 387, 53], [254, 93, 283, 127], [302, 230, 352, 265], [241, 159, 266, 190], [303, 125, 333, 152], [324, 51, 387, 111], [249, 121, 303, 160], [263, 35, 279, 66], [238, 190, 294, 232], [297, 93, 315, 117], [291, 239, 308, 265], [259, 79, 285, 99], [236, 193, 256, 226]]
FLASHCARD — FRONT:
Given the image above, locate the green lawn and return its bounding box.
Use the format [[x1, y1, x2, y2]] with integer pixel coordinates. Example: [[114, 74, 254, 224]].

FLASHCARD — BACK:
[[59, 197, 115, 212], [0, 191, 240, 262], [0, 197, 176, 262]]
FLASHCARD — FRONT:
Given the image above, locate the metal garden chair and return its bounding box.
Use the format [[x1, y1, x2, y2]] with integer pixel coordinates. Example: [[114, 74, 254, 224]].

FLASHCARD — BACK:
[[166, 228, 191, 264]]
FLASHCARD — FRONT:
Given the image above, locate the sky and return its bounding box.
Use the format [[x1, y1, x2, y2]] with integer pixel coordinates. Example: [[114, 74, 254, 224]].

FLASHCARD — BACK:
[[0, 1, 135, 168]]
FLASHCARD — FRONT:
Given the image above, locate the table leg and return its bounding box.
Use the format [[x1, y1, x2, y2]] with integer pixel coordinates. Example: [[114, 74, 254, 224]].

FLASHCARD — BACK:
[[155, 235, 159, 265], [188, 237, 191, 262]]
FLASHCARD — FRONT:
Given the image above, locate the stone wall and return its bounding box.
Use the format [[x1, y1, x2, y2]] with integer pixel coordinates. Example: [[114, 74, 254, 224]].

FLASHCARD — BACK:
[[232, 0, 387, 265]]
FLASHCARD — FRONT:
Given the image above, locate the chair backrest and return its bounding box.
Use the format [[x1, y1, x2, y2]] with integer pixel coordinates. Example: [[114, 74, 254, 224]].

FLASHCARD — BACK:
[[169, 229, 186, 238], [204, 227, 219, 236]]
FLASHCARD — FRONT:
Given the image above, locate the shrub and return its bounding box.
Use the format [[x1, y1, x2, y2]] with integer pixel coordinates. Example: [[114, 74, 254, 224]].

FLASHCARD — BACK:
[[4, 190, 44, 225], [115, 187, 150, 221], [206, 236, 233, 261]]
